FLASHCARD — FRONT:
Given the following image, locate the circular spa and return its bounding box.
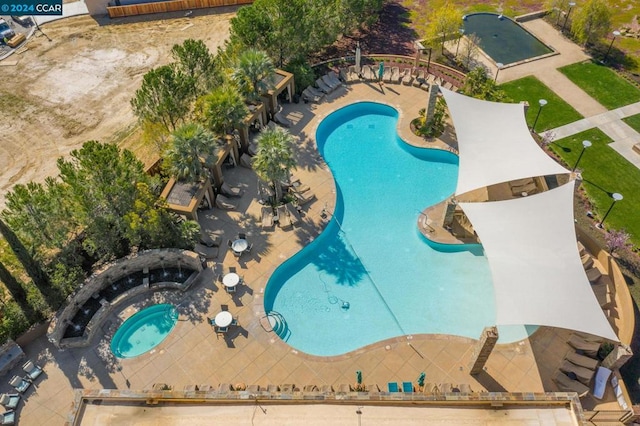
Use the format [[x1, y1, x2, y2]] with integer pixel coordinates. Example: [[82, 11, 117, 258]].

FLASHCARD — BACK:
[[111, 304, 179, 358], [264, 102, 529, 357], [462, 13, 554, 65]]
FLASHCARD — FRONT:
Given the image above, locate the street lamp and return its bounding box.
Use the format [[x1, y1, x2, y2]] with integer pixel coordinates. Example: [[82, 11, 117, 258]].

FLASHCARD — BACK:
[[572, 140, 592, 171], [455, 28, 465, 58], [562, 2, 576, 33], [531, 99, 548, 132], [597, 192, 623, 228], [603, 30, 621, 63], [494, 63, 504, 83]]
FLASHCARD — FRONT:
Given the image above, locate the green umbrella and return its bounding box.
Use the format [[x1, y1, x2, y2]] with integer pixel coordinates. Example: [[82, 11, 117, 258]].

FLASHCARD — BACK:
[[378, 62, 384, 81], [356, 370, 362, 384], [417, 372, 425, 387]]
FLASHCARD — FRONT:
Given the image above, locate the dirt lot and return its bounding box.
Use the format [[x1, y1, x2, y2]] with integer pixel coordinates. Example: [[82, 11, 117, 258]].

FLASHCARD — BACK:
[[0, 8, 237, 209]]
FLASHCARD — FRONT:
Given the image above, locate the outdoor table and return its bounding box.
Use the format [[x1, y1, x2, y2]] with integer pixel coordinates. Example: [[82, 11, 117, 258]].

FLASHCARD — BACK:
[[232, 239, 248, 254], [222, 273, 240, 288], [215, 311, 233, 328]]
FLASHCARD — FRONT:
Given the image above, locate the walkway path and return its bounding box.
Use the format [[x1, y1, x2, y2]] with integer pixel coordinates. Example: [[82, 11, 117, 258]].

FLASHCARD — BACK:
[[488, 18, 640, 170]]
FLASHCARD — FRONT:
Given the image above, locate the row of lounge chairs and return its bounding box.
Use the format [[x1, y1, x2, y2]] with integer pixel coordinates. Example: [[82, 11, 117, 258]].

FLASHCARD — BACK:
[[577, 242, 610, 308], [3, 360, 44, 425], [302, 71, 344, 103], [261, 203, 303, 230], [553, 333, 605, 397], [180, 382, 474, 394], [340, 65, 457, 92]]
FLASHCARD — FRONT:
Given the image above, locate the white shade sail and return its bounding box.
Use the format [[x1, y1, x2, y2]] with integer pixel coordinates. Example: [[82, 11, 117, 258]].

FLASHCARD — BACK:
[[440, 88, 570, 196], [459, 182, 618, 341]]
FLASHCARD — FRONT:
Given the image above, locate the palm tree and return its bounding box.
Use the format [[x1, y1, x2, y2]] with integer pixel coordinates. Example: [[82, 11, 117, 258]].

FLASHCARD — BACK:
[[163, 123, 218, 182], [252, 127, 296, 203], [232, 49, 276, 103], [196, 84, 249, 136]]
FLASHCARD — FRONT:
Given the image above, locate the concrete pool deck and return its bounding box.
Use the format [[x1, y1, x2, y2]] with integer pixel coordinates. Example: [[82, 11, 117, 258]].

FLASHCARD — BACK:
[[5, 81, 631, 425]]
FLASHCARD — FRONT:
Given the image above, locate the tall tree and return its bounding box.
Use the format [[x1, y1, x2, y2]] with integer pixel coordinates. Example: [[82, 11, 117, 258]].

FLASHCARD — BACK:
[[0, 261, 38, 322], [417, 1, 463, 54], [195, 84, 249, 136], [163, 123, 218, 182], [461, 67, 510, 102], [232, 49, 276, 103], [131, 64, 195, 132], [252, 127, 297, 203], [571, 0, 612, 46], [171, 39, 221, 96]]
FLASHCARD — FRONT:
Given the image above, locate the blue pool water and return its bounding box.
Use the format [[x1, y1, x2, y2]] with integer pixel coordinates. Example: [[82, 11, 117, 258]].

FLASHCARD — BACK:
[[463, 13, 554, 65], [111, 304, 178, 358], [264, 102, 529, 356]]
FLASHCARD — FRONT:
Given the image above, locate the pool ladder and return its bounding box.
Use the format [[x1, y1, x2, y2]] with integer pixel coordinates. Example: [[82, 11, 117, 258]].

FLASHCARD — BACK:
[[261, 311, 291, 341]]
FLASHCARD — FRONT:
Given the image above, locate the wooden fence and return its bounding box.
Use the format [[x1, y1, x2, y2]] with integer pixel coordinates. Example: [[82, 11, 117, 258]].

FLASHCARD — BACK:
[[107, 0, 252, 18]]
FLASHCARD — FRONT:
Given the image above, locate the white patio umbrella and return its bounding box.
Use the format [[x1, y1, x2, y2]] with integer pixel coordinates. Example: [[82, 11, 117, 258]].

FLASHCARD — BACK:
[[355, 42, 361, 73]]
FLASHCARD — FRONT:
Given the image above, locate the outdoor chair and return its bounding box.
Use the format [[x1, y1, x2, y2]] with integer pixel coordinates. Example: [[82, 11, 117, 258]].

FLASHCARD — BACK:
[[274, 110, 292, 128], [402, 69, 414, 85], [239, 153, 253, 169], [215, 195, 236, 210], [586, 267, 602, 283], [229, 267, 237, 274], [337, 384, 351, 392], [322, 74, 340, 91], [553, 371, 589, 397], [593, 366, 612, 399], [238, 232, 246, 240], [261, 206, 275, 229], [565, 351, 599, 370], [231, 317, 238, 326], [245, 243, 253, 254], [581, 253, 594, 269], [207, 317, 216, 326], [568, 334, 601, 358], [329, 70, 343, 85], [367, 384, 380, 393], [220, 182, 243, 198], [291, 189, 316, 206], [559, 359, 595, 385], [215, 326, 228, 335], [592, 282, 611, 308], [247, 384, 261, 393], [439, 383, 452, 393], [387, 382, 399, 393], [22, 360, 43, 382], [302, 88, 323, 103], [226, 285, 237, 294], [412, 70, 425, 87], [8, 376, 29, 394], [0, 410, 14, 425], [391, 67, 401, 84], [458, 383, 472, 393], [200, 231, 221, 247], [315, 78, 333, 94], [320, 384, 334, 392], [0, 394, 19, 410], [401, 382, 414, 392], [277, 205, 292, 230]]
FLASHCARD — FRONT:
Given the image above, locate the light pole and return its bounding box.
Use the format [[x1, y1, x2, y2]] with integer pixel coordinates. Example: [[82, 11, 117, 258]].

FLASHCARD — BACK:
[[531, 99, 548, 132], [603, 30, 621, 63], [455, 28, 465, 58], [597, 192, 623, 228], [572, 140, 592, 171], [494, 63, 504, 83], [562, 2, 576, 33]]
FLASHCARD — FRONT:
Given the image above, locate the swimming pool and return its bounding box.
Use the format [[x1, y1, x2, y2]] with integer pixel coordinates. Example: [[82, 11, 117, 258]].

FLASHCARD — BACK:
[[111, 304, 178, 358], [264, 102, 529, 356], [463, 13, 554, 65]]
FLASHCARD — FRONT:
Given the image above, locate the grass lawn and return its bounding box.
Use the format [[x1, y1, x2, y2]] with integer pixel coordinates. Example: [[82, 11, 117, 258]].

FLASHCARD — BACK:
[[559, 61, 640, 110], [499, 76, 583, 133], [623, 113, 640, 132], [549, 128, 640, 247]]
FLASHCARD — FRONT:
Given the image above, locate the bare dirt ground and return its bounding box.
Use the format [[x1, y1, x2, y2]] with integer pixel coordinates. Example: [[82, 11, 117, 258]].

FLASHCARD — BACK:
[[0, 7, 238, 209]]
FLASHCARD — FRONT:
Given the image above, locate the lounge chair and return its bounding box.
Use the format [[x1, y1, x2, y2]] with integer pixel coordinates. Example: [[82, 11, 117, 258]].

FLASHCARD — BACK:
[[361, 65, 376, 81], [215, 195, 236, 210], [559, 359, 595, 385], [303, 384, 318, 392], [248, 142, 259, 156], [593, 366, 612, 399], [401, 382, 414, 392], [592, 283, 611, 307], [458, 383, 472, 393], [366, 383, 380, 393], [302, 88, 323, 103], [343, 66, 359, 83], [565, 351, 599, 370], [390, 67, 401, 84], [443, 81, 454, 90], [0, 394, 19, 410], [261, 206, 275, 229], [22, 360, 43, 382], [421, 383, 436, 394], [581, 253, 594, 269], [439, 383, 453, 393], [412, 70, 425, 87], [321, 384, 334, 392], [382, 66, 392, 82], [337, 383, 351, 392], [322, 74, 340, 91], [0, 410, 14, 425], [267, 384, 280, 392], [200, 231, 221, 247], [568, 335, 602, 358], [577, 241, 587, 256], [276, 205, 292, 230], [194, 243, 219, 260], [387, 382, 399, 392], [274, 110, 292, 128], [329, 70, 344, 84], [8, 376, 29, 394], [292, 190, 316, 205], [402, 69, 414, 85], [239, 153, 253, 168], [586, 267, 602, 283], [247, 384, 261, 393], [553, 371, 589, 397], [315, 78, 333, 94], [281, 383, 297, 392], [285, 202, 302, 227], [220, 182, 243, 198]]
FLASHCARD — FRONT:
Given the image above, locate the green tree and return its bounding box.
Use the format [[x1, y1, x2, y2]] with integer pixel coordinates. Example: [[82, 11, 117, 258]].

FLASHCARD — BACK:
[[284, 59, 316, 95], [252, 127, 297, 203], [171, 39, 221, 96], [545, 0, 571, 27], [232, 49, 276, 103], [333, 0, 383, 35], [418, 1, 463, 54], [571, 0, 612, 46], [0, 262, 38, 322], [57, 141, 150, 260], [131, 64, 195, 132], [461, 66, 510, 102], [196, 84, 249, 136], [163, 123, 218, 182]]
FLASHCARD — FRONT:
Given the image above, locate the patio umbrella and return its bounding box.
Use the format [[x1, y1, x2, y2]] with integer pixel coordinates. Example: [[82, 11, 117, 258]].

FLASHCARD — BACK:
[[355, 42, 361, 73], [378, 61, 384, 81], [356, 370, 362, 385], [417, 372, 425, 387]]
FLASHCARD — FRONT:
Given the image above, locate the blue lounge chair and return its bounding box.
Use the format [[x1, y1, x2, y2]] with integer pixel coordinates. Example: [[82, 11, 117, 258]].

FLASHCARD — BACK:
[[8, 376, 29, 394], [1, 410, 15, 425], [0, 393, 19, 410], [22, 360, 43, 382], [402, 382, 414, 393], [388, 382, 399, 392]]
